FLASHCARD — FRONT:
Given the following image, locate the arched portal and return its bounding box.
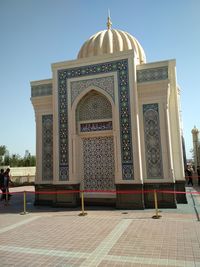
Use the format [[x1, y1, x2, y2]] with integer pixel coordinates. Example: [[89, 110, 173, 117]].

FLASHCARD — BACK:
[[76, 90, 115, 193]]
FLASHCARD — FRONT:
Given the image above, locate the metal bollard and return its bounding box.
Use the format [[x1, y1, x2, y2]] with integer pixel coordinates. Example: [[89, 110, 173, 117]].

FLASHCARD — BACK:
[[152, 190, 161, 219], [79, 191, 87, 216], [20, 191, 28, 215]]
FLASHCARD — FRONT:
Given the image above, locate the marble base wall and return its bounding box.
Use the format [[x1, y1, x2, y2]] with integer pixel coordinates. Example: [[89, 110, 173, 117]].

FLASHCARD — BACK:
[[116, 184, 145, 209], [175, 180, 187, 203], [84, 197, 116, 207], [144, 183, 177, 208], [34, 182, 187, 209], [34, 184, 80, 207]]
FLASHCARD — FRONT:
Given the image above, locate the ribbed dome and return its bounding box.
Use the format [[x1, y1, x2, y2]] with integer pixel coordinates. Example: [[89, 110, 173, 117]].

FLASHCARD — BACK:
[[77, 18, 146, 64]]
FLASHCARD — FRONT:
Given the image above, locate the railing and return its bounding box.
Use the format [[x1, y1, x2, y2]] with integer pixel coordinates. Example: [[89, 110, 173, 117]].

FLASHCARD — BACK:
[[1, 189, 200, 221]]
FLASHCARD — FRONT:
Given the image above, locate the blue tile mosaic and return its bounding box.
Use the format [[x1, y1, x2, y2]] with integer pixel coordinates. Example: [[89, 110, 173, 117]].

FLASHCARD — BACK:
[[31, 84, 52, 97], [137, 67, 168, 83], [58, 59, 134, 180], [71, 76, 114, 105], [143, 104, 163, 179], [42, 114, 53, 181], [83, 136, 115, 190], [80, 121, 112, 132]]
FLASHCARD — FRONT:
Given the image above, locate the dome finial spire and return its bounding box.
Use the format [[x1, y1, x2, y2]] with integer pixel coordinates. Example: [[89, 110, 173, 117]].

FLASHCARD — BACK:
[[107, 9, 112, 30]]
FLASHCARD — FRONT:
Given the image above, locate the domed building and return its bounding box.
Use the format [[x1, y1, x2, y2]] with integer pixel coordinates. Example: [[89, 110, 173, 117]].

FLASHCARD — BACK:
[[192, 126, 200, 173], [31, 17, 186, 208]]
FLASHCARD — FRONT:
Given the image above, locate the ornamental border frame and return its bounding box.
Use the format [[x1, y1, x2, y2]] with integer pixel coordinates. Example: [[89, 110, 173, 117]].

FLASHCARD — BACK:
[[143, 103, 164, 179], [57, 59, 134, 181], [42, 114, 53, 181]]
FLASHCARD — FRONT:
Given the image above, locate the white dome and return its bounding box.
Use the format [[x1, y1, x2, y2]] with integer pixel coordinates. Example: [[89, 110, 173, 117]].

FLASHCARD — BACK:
[[77, 18, 146, 64]]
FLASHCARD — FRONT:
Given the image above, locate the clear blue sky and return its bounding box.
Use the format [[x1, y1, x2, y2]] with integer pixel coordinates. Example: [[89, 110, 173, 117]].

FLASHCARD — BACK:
[[0, 0, 199, 158]]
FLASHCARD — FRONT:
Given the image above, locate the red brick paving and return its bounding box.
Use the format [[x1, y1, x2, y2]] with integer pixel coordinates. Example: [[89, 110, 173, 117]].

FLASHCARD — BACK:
[[0, 186, 200, 266]]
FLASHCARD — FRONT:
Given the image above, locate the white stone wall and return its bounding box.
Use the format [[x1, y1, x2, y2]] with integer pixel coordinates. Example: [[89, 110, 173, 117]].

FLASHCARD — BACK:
[[31, 50, 185, 186], [9, 167, 36, 183]]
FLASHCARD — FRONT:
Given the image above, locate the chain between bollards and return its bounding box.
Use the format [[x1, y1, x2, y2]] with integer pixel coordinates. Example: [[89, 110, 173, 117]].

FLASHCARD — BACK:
[[79, 191, 87, 216], [20, 191, 28, 215], [152, 189, 161, 219]]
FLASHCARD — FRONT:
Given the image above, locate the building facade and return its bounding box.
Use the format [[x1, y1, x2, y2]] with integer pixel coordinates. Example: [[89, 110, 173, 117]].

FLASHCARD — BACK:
[[31, 18, 186, 208], [192, 126, 200, 172]]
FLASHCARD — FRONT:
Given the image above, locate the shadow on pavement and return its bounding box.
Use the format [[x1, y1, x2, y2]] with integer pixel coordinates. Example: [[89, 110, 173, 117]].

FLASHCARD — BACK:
[[0, 186, 200, 218]]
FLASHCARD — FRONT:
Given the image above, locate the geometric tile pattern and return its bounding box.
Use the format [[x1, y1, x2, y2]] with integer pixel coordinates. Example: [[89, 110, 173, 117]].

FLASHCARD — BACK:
[[31, 83, 52, 97], [71, 76, 114, 104], [58, 59, 134, 180], [137, 66, 168, 83], [143, 104, 163, 179], [80, 121, 112, 132], [78, 92, 112, 121], [42, 115, 53, 181], [82, 137, 115, 190]]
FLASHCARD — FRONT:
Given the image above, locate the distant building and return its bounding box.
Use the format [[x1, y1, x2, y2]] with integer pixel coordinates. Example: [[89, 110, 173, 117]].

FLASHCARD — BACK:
[[31, 17, 186, 208], [191, 126, 200, 171]]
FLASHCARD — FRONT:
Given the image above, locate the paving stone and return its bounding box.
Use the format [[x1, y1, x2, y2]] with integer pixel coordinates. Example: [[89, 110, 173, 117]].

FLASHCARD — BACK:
[[0, 186, 200, 266]]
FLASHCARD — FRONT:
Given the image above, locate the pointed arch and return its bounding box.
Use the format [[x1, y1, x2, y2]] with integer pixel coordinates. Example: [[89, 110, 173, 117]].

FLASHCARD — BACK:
[[69, 85, 117, 193], [70, 86, 115, 136]]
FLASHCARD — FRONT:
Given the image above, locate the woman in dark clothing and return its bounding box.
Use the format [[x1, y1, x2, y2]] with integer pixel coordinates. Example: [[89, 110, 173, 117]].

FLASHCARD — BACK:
[[0, 169, 5, 200], [197, 166, 200, 186], [186, 165, 193, 186], [1, 168, 12, 201]]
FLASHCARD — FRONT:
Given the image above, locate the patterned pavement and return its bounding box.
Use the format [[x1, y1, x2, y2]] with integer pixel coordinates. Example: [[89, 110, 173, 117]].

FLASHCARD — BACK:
[[0, 186, 200, 267]]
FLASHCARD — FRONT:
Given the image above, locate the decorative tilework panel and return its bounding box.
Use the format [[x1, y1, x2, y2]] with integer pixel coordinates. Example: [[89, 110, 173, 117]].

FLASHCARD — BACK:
[[80, 121, 112, 132], [31, 84, 52, 97], [83, 137, 115, 190], [143, 104, 163, 179], [58, 59, 134, 180], [137, 67, 168, 83], [78, 92, 112, 121], [71, 76, 114, 104], [42, 115, 53, 181]]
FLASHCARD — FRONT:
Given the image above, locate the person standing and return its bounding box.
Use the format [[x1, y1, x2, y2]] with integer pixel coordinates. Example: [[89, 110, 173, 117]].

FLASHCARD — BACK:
[[2, 168, 12, 202], [197, 166, 200, 186], [0, 169, 5, 201], [186, 165, 193, 186]]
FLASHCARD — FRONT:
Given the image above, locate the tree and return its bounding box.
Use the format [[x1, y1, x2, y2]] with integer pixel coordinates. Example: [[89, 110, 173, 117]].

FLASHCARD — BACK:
[[10, 154, 21, 167], [0, 145, 6, 156], [4, 154, 10, 166], [29, 155, 36, 166], [0, 147, 36, 167], [0, 145, 6, 165]]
